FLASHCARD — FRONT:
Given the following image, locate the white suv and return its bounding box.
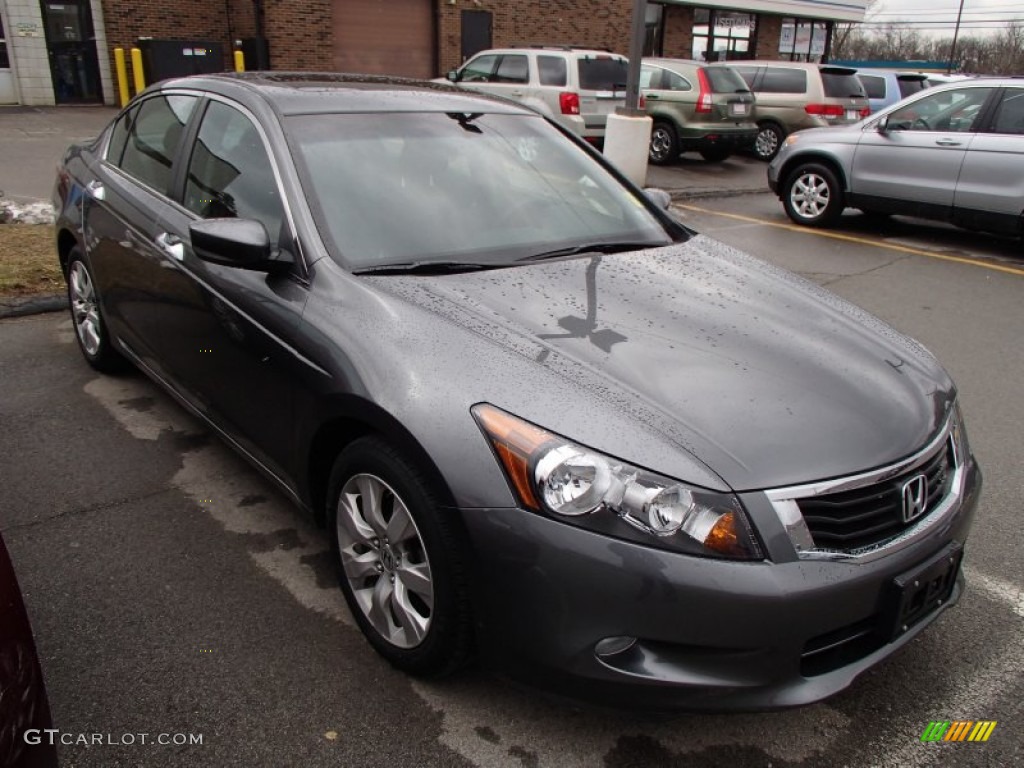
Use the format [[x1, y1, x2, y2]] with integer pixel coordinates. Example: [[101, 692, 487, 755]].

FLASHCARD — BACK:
[[444, 46, 629, 147]]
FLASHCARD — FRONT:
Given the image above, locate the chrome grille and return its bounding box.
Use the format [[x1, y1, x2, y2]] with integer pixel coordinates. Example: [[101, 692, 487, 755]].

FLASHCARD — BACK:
[[798, 439, 955, 553]]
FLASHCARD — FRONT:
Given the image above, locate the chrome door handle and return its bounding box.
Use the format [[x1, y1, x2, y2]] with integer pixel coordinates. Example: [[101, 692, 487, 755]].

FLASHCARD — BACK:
[[509, 90, 523, 97], [155, 232, 184, 261], [935, 138, 962, 146], [86, 180, 106, 201]]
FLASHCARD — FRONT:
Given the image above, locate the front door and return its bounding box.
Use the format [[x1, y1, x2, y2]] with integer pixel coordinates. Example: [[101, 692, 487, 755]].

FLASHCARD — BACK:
[[40, 0, 102, 103], [461, 10, 492, 63]]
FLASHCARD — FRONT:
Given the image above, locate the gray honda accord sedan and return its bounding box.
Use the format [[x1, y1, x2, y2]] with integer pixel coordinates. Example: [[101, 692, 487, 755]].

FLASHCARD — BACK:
[[53, 73, 981, 710]]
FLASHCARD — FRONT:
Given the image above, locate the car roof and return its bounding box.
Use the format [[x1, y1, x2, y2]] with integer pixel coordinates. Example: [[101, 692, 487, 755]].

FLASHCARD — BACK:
[[643, 58, 710, 69], [155, 72, 534, 116]]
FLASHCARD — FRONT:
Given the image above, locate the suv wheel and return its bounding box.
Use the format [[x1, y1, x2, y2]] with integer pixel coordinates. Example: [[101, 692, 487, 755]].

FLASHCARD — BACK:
[[783, 163, 844, 227], [649, 121, 679, 166], [754, 123, 784, 161]]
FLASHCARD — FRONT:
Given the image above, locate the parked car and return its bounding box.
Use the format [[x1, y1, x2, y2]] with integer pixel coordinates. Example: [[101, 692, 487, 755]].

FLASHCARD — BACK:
[[724, 61, 870, 160], [640, 58, 757, 164], [442, 46, 628, 147], [769, 78, 1021, 232], [54, 72, 980, 710], [0, 533, 57, 768], [856, 69, 930, 113]]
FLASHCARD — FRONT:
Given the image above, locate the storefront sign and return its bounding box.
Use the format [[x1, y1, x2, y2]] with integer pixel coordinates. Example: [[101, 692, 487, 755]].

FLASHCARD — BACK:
[[16, 22, 43, 38], [667, 0, 866, 23]]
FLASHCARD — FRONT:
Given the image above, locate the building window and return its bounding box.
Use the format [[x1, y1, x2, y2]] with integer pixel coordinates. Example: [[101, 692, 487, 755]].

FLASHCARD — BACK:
[[0, 15, 9, 69], [644, 3, 665, 57], [692, 9, 755, 62], [778, 18, 832, 62]]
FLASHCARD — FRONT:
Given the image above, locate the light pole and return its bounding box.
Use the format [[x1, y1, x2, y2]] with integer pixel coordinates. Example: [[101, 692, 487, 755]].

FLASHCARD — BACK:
[[947, 0, 966, 74]]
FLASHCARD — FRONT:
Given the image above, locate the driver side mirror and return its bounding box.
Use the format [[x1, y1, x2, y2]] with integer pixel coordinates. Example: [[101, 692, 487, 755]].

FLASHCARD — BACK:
[[643, 187, 672, 211], [190, 218, 293, 274], [876, 116, 889, 134], [446, 69, 459, 83]]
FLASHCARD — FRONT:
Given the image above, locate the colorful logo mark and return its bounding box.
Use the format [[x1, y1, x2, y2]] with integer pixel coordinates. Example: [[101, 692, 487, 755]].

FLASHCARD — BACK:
[[921, 721, 997, 743]]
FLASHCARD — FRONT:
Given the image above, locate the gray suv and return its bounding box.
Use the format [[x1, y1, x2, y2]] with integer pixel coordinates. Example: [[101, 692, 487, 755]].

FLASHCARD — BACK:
[[725, 61, 870, 160], [445, 46, 628, 147], [768, 79, 1022, 232]]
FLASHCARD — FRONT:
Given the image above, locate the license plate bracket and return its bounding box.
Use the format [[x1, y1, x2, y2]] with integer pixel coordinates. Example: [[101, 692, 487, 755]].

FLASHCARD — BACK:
[[881, 543, 962, 641]]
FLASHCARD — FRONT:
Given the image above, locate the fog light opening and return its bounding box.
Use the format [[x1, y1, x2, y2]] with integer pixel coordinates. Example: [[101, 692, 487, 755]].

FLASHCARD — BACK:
[[594, 635, 637, 658]]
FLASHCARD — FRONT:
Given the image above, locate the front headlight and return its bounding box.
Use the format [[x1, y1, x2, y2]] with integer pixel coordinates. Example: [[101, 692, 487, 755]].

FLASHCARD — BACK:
[[472, 404, 762, 560]]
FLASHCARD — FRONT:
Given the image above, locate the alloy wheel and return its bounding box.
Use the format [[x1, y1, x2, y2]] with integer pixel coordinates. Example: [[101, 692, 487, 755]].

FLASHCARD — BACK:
[[789, 171, 832, 219], [650, 126, 674, 163], [755, 127, 779, 160], [335, 473, 434, 648], [69, 261, 102, 356]]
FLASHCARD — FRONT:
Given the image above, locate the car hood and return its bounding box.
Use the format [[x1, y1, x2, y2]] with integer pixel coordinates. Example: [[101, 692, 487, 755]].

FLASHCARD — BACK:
[[368, 235, 954, 490]]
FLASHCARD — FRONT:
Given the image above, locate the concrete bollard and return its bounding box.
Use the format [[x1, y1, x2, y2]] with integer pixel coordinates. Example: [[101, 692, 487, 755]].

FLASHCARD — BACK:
[[603, 112, 652, 188]]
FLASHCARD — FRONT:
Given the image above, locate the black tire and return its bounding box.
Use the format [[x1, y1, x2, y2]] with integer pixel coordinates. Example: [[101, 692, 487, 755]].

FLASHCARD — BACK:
[[66, 248, 127, 372], [699, 146, 731, 163], [326, 436, 473, 677], [649, 121, 679, 166], [782, 163, 845, 227], [753, 122, 785, 161]]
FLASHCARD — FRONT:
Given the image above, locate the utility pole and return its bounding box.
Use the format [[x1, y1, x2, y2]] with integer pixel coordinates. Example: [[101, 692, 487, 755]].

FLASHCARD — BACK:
[[947, 0, 966, 74]]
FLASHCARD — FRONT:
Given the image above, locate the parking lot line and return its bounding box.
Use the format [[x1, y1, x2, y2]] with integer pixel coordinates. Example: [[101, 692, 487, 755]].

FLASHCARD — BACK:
[[677, 204, 1024, 278]]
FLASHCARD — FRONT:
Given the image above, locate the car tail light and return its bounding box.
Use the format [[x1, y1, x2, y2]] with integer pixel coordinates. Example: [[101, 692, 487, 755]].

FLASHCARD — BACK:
[[560, 92, 580, 115], [805, 103, 844, 118], [860, 106, 871, 118], [696, 69, 713, 113], [639, 93, 646, 108]]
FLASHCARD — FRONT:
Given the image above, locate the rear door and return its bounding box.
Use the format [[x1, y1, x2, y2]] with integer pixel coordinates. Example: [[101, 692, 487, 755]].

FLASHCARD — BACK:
[[954, 86, 1024, 227], [851, 86, 994, 209], [575, 54, 628, 133], [819, 67, 869, 124]]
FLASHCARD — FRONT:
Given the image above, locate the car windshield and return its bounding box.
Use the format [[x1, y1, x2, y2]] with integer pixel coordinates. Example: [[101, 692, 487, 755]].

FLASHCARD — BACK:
[[286, 111, 675, 270]]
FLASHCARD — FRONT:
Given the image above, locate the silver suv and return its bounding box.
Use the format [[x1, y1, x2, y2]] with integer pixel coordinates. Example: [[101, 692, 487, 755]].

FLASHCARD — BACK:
[[444, 46, 628, 146], [768, 79, 1022, 232]]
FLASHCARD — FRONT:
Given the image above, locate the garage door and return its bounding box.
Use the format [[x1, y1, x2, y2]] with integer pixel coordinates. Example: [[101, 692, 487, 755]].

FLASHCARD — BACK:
[[333, 0, 434, 79]]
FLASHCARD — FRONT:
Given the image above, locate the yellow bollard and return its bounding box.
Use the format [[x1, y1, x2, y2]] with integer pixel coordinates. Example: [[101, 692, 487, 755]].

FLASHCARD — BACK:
[[234, 50, 245, 73], [113, 48, 130, 107], [130, 48, 146, 95]]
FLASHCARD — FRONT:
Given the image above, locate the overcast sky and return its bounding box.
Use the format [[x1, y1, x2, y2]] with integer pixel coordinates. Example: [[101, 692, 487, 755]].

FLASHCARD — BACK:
[[869, 0, 1023, 37]]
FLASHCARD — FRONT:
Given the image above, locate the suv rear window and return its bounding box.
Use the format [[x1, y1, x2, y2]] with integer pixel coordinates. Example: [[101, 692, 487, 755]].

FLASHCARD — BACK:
[[577, 57, 628, 91], [859, 74, 885, 99], [822, 70, 866, 98], [704, 66, 749, 94], [898, 77, 928, 98]]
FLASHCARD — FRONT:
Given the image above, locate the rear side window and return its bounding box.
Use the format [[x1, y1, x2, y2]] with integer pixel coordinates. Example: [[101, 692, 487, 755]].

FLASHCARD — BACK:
[[116, 94, 197, 195], [639, 67, 661, 89], [822, 71, 866, 98], [732, 66, 758, 88], [898, 77, 928, 98], [105, 105, 137, 166], [664, 70, 691, 92], [705, 66, 749, 94], [990, 88, 1024, 135], [494, 55, 528, 84], [577, 57, 628, 91], [538, 55, 567, 86], [859, 75, 886, 99], [758, 68, 807, 94]]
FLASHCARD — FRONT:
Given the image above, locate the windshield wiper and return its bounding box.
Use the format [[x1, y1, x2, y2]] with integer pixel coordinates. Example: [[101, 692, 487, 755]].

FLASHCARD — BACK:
[[352, 260, 510, 275], [519, 241, 664, 263]]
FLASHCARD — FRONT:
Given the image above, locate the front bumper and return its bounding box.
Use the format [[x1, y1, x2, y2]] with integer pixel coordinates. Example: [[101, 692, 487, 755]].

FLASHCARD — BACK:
[[459, 457, 981, 710]]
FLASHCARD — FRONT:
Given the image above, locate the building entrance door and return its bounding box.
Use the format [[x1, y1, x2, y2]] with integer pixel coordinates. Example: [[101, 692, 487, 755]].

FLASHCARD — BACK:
[[0, 14, 15, 103], [40, 0, 102, 103], [460, 10, 492, 63]]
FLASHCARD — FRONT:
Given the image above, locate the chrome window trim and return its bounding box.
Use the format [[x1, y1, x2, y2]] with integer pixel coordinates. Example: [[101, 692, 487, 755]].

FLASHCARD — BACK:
[[766, 411, 965, 563]]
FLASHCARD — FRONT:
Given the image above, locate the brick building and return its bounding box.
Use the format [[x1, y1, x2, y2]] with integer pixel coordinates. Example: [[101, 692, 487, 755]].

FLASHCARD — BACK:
[[0, 0, 865, 106]]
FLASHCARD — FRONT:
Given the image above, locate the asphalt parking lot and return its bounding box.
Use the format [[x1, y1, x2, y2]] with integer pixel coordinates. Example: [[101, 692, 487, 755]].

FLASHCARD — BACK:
[[2, 107, 1022, 766]]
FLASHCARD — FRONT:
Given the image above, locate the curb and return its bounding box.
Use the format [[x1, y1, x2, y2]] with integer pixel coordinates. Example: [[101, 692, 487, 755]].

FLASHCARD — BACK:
[[0, 294, 65, 319]]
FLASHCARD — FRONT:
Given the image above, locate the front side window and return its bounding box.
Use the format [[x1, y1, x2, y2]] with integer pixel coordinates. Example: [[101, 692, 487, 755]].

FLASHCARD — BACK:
[[287, 112, 674, 270], [887, 87, 993, 132], [184, 101, 285, 242], [115, 94, 197, 194], [460, 54, 498, 82]]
